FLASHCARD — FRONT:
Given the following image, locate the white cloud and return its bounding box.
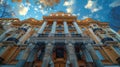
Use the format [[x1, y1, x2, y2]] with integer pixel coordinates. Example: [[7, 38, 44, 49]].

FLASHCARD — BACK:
[[109, 0, 120, 7], [82, 16, 89, 19], [18, 3, 30, 16], [64, 0, 75, 13], [34, 7, 38, 11], [64, 1, 70, 6], [73, 14, 77, 16], [85, 0, 94, 9], [85, 0, 102, 13], [66, 7, 73, 13], [40, 10, 47, 15], [92, 7, 102, 12], [35, 16, 38, 18], [64, 0, 74, 6], [77, 13, 80, 16], [38, 5, 43, 9]]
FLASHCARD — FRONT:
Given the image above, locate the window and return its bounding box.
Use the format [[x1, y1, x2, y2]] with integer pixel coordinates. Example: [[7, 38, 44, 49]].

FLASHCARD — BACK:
[[93, 24, 97, 27], [57, 25, 62, 30], [95, 50, 104, 60]]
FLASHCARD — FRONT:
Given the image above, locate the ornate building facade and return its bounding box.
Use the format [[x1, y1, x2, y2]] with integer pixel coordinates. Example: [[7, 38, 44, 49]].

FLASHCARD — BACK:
[[0, 12, 120, 67]]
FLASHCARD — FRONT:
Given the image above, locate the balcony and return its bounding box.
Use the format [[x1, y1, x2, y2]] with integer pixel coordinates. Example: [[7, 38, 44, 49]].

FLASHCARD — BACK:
[[30, 34, 91, 43], [71, 34, 81, 37], [55, 34, 65, 37], [6, 37, 19, 43], [93, 28, 102, 33], [38, 34, 82, 37], [38, 34, 49, 37], [101, 37, 114, 44], [18, 28, 28, 32]]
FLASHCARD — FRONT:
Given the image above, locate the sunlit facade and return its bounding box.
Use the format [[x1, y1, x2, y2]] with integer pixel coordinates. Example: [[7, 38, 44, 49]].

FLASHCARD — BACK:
[[0, 12, 120, 67]]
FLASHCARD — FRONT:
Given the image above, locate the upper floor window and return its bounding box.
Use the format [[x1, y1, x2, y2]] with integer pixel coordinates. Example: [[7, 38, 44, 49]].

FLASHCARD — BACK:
[[58, 25, 62, 28], [93, 24, 97, 27]]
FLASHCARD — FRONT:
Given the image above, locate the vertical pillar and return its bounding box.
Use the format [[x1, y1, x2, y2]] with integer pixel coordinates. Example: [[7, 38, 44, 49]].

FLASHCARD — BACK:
[[16, 43, 35, 67], [73, 22, 82, 34], [109, 28, 120, 41], [86, 43, 104, 67], [64, 21, 71, 36], [26, 45, 38, 66], [83, 49, 93, 62], [88, 28, 102, 44], [66, 43, 79, 67], [18, 28, 32, 44], [64, 21, 69, 34], [66, 59, 70, 67], [49, 58, 54, 67], [38, 21, 47, 34], [49, 21, 57, 36], [0, 28, 12, 42], [42, 43, 54, 67]]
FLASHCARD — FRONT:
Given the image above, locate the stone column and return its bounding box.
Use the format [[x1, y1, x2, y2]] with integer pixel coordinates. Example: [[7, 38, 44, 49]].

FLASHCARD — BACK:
[[66, 43, 79, 67], [109, 28, 120, 41], [42, 43, 54, 67], [49, 21, 57, 36], [49, 58, 54, 67], [88, 28, 102, 44], [73, 22, 82, 34], [26, 45, 38, 66], [64, 21, 70, 36], [0, 28, 13, 42], [86, 43, 104, 67], [83, 49, 93, 62], [66, 59, 70, 67], [38, 21, 47, 34], [18, 28, 32, 44], [16, 43, 35, 67]]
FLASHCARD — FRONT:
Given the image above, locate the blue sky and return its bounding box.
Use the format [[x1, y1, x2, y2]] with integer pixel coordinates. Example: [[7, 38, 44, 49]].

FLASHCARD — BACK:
[[0, 0, 120, 31]]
